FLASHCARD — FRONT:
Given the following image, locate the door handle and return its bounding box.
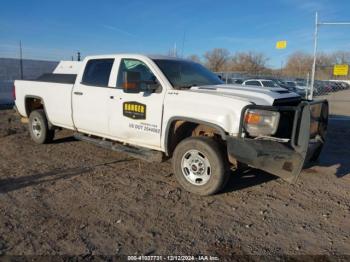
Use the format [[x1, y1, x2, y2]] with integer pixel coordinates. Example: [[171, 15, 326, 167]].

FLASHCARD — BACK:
[[74, 91, 83, 96]]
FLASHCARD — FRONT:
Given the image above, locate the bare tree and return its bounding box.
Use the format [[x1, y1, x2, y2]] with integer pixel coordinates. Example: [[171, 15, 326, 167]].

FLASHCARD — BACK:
[[204, 48, 230, 72], [284, 52, 313, 78], [229, 52, 269, 75], [187, 54, 202, 64], [331, 51, 350, 64], [186, 49, 349, 80], [315, 52, 334, 79]]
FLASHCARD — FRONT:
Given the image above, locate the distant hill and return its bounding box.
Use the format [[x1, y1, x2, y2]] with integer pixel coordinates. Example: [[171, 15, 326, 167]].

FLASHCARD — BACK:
[[0, 58, 58, 81]]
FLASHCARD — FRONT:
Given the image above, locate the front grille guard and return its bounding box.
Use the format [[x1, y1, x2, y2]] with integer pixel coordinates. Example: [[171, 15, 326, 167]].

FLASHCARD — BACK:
[[232, 99, 329, 182], [239, 100, 329, 150]]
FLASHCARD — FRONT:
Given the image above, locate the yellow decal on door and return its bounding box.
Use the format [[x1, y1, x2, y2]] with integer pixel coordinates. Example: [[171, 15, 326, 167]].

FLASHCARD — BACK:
[[123, 101, 146, 120]]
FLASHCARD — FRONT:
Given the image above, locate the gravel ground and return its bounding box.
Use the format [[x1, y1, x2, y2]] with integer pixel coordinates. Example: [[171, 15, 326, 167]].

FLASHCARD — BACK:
[[0, 108, 349, 259], [318, 88, 350, 117]]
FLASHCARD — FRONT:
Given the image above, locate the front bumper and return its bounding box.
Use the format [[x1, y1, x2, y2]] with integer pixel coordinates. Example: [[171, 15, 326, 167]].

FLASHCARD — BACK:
[[227, 100, 328, 182]]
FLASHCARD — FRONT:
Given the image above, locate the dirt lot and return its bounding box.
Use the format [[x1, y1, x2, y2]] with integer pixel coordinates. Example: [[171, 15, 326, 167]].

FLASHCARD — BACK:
[[0, 108, 349, 258]]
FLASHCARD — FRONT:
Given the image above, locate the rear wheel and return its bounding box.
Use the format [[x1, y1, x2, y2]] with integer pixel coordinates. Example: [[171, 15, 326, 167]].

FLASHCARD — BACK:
[[173, 137, 229, 196], [28, 109, 54, 144]]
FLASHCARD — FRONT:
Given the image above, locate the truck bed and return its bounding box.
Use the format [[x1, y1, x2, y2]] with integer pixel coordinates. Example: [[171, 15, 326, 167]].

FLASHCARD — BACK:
[[15, 79, 75, 130]]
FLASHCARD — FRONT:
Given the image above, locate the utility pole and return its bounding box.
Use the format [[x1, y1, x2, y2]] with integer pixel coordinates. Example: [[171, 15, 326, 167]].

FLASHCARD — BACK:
[[19, 41, 24, 80], [310, 12, 318, 100], [310, 12, 350, 100], [280, 61, 284, 76], [306, 72, 310, 98]]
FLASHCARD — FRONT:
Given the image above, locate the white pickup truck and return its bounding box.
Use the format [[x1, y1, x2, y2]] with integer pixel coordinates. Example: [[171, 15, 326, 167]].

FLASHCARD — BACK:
[[14, 54, 328, 195]]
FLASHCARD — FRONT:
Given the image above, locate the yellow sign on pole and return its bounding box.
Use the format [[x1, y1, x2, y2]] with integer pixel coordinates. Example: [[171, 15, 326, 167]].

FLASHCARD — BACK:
[[333, 64, 349, 76], [276, 40, 287, 49]]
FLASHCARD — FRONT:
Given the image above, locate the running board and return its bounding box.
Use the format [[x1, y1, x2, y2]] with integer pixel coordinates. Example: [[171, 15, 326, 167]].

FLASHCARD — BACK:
[[74, 133, 164, 163]]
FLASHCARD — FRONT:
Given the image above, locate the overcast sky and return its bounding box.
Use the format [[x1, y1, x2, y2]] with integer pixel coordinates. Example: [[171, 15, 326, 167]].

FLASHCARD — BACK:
[[1, 0, 350, 68]]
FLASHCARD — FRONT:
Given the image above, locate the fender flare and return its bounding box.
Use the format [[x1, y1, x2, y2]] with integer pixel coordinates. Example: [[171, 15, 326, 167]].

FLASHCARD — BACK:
[[164, 116, 227, 156], [24, 95, 53, 128]]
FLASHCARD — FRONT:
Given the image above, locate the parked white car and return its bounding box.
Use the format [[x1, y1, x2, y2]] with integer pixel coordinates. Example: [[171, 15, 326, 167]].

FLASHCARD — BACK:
[[14, 54, 328, 195], [242, 79, 280, 88]]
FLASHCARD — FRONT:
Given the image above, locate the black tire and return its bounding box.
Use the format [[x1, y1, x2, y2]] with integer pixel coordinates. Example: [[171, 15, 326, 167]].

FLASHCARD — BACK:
[[309, 145, 323, 162], [172, 137, 230, 196], [28, 109, 54, 144]]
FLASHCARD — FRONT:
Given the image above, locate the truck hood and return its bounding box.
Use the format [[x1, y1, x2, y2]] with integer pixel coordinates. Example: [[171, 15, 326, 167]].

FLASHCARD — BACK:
[[190, 84, 301, 106]]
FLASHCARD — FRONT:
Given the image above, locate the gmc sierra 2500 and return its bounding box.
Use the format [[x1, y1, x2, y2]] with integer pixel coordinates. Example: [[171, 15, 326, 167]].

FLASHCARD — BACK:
[[14, 54, 328, 195]]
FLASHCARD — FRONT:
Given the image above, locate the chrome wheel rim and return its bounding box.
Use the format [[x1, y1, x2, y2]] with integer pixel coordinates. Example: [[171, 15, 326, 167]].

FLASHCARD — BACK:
[[181, 149, 211, 186], [31, 117, 42, 138]]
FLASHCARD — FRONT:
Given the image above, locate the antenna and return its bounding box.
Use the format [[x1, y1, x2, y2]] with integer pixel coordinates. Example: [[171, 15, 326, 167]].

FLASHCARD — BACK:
[[181, 30, 186, 58], [19, 40, 24, 80]]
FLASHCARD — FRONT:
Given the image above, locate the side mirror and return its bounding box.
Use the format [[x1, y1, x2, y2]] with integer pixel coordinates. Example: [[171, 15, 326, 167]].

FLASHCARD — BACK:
[[122, 71, 141, 93], [144, 79, 161, 93]]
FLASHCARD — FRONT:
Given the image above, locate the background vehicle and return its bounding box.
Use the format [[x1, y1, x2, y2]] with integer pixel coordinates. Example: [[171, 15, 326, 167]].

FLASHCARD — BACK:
[[242, 79, 280, 88], [14, 54, 328, 195], [259, 78, 300, 94], [227, 78, 244, 84], [283, 81, 307, 97], [314, 81, 330, 95], [329, 80, 350, 90]]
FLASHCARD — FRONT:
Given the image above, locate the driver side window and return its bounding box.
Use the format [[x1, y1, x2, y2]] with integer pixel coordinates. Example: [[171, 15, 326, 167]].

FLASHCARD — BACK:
[[117, 59, 157, 90]]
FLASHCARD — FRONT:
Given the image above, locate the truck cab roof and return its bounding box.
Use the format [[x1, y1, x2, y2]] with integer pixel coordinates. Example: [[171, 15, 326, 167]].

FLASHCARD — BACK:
[[83, 54, 188, 61]]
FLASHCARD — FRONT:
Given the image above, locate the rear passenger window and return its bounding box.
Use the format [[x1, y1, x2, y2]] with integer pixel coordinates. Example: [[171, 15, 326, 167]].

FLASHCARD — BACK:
[[82, 59, 114, 87]]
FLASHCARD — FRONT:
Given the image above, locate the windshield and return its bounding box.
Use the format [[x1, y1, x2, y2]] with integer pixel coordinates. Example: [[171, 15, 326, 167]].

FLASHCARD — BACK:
[[261, 80, 279, 88], [153, 59, 223, 88]]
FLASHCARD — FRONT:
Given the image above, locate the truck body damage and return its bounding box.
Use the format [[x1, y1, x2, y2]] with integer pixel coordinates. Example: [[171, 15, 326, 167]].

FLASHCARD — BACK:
[[227, 100, 328, 182]]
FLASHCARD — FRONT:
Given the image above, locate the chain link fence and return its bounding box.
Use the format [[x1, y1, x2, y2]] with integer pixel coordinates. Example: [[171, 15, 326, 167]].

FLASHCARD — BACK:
[[0, 58, 58, 107], [0, 80, 13, 106], [312, 65, 350, 117]]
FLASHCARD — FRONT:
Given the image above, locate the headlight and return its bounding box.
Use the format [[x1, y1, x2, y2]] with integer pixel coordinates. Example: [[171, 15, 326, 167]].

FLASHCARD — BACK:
[[243, 109, 280, 137]]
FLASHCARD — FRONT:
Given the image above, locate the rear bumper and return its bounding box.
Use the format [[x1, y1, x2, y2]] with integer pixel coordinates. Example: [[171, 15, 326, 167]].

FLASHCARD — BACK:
[[227, 100, 328, 182]]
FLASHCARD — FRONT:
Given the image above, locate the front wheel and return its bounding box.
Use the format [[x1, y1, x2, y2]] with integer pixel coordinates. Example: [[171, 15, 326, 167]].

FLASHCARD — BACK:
[[172, 137, 229, 196]]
